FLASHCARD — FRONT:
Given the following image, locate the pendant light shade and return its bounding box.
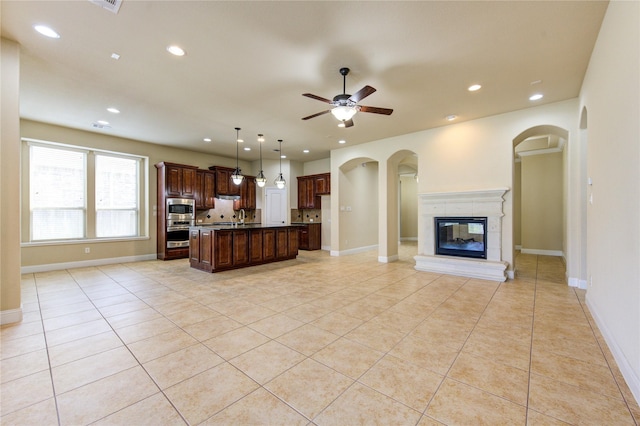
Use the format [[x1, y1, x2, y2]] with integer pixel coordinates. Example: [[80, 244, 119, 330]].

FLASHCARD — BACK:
[[231, 127, 244, 186], [331, 105, 357, 122], [255, 133, 267, 188], [274, 139, 286, 189]]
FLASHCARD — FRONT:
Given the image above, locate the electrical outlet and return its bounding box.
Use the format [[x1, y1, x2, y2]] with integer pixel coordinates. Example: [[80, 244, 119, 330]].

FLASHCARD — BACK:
[[84, 247, 90, 254]]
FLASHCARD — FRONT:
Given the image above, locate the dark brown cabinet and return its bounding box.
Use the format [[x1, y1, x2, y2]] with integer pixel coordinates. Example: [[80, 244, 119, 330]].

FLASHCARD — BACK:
[[297, 176, 318, 209], [297, 173, 330, 210], [213, 230, 234, 269], [209, 166, 241, 197], [163, 163, 197, 198], [298, 223, 321, 250], [196, 170, 216, 210], [233, 176, 256, 210], [314, 173, 331, 195], [232, 230, 249, 266], [190, 226, 298, 272], [156, 162, 199, 261], [263, 229, 276, 261]]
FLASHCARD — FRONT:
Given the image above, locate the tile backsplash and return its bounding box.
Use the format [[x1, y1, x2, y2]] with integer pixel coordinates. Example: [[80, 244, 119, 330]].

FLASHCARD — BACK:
[[195, 198, 260, 224], [291, 209, 322, 223]]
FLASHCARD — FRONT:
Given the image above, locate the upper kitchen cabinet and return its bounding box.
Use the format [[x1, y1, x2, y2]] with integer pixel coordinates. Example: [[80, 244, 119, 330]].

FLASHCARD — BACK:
[[314, 173, 331, 195], [297, 173, 330, 209], [156, 162, 198, 198], [297, 176, 317, 209], [196, 170, 216, 210], [209, 166, 241, 198], [233, 176, 256, 210]]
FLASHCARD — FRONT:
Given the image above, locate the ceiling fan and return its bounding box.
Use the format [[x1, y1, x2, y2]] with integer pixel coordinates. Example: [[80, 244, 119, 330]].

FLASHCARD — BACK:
[[302, 67, 393, 128]]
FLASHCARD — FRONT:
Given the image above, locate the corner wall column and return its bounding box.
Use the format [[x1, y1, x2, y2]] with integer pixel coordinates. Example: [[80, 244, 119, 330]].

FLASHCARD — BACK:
[[1, 38, 23, 324]]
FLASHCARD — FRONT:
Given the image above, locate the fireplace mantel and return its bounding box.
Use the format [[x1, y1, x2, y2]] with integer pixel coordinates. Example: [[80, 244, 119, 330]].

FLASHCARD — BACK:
[[414, 188, 509, 281]]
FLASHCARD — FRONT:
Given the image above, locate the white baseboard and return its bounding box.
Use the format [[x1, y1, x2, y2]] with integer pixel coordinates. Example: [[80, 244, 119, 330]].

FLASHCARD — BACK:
[[378, 254, 399, 263], [586, 296, 640, 406], [321, 245, 331, 251], [568, 276, 588, 289], [515, 245, 522, 250], [330, 245, 378, 257], [400, 237, 418, 242], [1, 307, 23, 325], [521, 248, 564, 257], [506, 270, 515, 280], [21, 254, 158, 274]]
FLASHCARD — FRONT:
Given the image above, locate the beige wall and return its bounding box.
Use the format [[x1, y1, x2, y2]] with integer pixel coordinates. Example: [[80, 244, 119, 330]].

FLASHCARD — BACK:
[[521, 152, 564, 253], [513, 161, 522, 247], [337, 160, 378, 251], [1, 38, 22, 323], [400, 176, 418, 239], [331, 98, 579, 273], [580, 0, 640, 402]]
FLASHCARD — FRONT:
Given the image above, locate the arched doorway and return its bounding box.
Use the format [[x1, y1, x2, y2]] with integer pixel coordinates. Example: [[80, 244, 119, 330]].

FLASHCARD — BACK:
[[512, 125, 569, 280]]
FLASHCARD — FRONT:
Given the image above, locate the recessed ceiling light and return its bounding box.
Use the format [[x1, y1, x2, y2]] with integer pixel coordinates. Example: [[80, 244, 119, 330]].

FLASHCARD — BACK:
[[97, 120, 110, 126], [446, 114, 457, 121], [529, 93, 543, 101], [303, 149, 310, 153], [338, 140, 346, 144], [244, 147, 251, 151], [107, 107, 120, 114], [34, 25, 60, 39], [166, 45, 185, 56], [280, 155, 286, 159], [111, 53, 120, 60], [530, 79, 543, 85], [203, 138, 212, 143], [468, 84, 482, 92]]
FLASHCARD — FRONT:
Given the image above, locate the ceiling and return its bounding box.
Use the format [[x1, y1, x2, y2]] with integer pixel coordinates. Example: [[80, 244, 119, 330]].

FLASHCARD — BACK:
[[1, 1, 608, 163]]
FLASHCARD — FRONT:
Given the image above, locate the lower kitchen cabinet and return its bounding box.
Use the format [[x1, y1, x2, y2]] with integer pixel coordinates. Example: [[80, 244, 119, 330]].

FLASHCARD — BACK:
[[190, 226, 298, 272], [298, 223, 321, 250]]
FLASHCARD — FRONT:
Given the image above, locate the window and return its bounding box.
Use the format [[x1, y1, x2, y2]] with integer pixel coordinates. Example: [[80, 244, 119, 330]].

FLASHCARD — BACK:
[[30, 145, 86, 240], [96, 154, 139, 237], [26, 140, 147, 242]]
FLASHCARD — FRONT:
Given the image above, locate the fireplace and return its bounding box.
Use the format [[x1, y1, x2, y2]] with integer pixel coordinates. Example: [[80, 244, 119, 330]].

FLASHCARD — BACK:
[[414, 188, 509, 282], [435, 217, 487, 259]]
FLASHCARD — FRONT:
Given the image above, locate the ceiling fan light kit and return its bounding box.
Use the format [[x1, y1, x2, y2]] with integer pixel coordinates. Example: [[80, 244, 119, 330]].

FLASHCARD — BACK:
[[302, 67, 393, 128]]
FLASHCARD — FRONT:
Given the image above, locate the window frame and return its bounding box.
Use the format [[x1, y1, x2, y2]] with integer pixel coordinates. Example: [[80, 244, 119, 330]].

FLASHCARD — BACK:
[[22, 138, 149, 245]]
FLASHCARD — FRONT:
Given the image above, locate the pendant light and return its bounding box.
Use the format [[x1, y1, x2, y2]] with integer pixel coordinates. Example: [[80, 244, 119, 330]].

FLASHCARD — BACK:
[[255, 133, 267, 188], [274, 139, 286, 189], [231, 127, 244, 185]]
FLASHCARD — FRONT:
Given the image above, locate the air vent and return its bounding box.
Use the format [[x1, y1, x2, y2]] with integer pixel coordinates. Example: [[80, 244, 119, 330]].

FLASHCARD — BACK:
[[88, 0, 122, 14]]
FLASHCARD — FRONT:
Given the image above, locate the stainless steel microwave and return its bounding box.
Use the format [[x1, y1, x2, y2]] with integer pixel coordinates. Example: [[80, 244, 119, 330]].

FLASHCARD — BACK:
[[166, 198, 195, 220]]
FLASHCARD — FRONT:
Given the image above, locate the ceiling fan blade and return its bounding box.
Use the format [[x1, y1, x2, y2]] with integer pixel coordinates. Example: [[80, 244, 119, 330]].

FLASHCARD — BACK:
[[302, 110, 331, 120], [343, 119, 354, 128], [359, 105, 393, 115], [303, 93, 332, 103], [349, 85, 376, 103]]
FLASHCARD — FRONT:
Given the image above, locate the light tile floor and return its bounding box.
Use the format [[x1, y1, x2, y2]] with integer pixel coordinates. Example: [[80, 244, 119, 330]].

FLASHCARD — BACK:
[[2, 245, 639, 425]]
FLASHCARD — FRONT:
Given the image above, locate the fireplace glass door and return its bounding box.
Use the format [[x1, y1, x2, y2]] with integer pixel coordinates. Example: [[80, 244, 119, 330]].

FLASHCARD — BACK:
[[435, 217, 487, 259]]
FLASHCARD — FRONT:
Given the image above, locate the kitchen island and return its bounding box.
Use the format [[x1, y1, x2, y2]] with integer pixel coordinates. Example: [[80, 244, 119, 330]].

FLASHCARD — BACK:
[[189, 224, 300, 272]]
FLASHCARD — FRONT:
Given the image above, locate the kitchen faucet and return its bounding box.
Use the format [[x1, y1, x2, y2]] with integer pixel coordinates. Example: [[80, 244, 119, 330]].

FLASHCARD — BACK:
[[239, 209, 246, 225]]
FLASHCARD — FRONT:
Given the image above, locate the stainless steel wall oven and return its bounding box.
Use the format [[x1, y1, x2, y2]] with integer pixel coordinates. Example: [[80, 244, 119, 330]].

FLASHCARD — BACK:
[[166, 198, 195, 248]]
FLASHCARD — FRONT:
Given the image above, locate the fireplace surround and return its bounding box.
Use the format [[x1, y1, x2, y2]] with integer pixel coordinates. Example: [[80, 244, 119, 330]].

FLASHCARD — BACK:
[[414, 188, 509, 281]]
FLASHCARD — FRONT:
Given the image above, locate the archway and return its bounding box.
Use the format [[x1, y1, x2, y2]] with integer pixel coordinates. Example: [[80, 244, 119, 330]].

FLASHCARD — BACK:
[[512, 125, 569, 279]]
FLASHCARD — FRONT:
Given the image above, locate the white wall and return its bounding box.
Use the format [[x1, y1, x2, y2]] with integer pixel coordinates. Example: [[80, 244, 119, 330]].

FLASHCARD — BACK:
[[580, 0, 640, 403]]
